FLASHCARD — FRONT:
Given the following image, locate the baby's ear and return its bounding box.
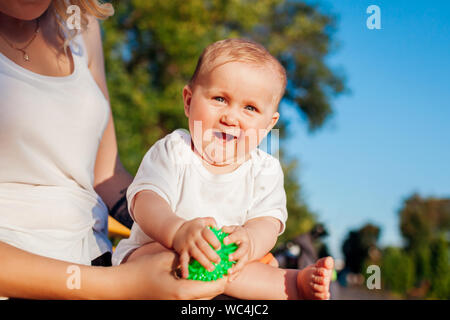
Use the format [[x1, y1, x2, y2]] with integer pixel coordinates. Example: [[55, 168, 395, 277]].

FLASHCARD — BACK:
[[182, 85, 193, 117], [267, 111, 280, 131]]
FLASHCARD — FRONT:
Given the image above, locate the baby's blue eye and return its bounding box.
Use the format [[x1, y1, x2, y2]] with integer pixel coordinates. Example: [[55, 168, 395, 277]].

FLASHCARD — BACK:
[[214, 97, 225, 103], [245, 105, 257, 112]]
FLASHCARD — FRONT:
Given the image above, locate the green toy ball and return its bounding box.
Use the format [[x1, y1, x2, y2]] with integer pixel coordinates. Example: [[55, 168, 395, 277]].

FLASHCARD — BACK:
[[187, 227, 238, 281]]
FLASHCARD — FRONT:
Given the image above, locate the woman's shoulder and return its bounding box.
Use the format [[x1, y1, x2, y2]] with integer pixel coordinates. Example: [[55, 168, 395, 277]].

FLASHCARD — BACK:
[[79, 15, 102, 68], [77, 15, 110, 100]]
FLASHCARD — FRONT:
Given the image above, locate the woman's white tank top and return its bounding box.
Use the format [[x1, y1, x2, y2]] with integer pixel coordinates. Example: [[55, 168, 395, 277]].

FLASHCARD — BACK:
[[0, 32, 111, 265]]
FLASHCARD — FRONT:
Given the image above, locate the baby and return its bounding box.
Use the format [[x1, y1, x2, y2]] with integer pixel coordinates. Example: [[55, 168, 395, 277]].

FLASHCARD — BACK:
[[112, 39, 334, 299]]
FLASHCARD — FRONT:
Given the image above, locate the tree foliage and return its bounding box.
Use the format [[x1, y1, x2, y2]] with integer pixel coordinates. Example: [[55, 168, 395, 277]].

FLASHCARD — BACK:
[[399, 193, 450, 251], [277, 154, 315, 244], [377, 194, 450, 298], [429, 236, 450, 299], [342, 223, 381, 273], [381, 247, 416, 295]]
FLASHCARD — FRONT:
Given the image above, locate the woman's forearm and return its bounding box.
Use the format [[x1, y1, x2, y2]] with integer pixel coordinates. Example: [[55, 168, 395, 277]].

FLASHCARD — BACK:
[[95, 157, 134, 229], [0, 241, 226, 300], [0, 241, 121, 299]]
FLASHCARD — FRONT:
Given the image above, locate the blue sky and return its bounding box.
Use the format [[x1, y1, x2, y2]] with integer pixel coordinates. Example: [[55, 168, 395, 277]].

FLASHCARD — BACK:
[[280, 0, 450, 259]]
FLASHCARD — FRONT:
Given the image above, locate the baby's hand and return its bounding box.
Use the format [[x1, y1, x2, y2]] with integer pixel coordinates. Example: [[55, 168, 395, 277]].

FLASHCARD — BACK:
[[173, 217, 221, 279], [221, 225, 254, 282]]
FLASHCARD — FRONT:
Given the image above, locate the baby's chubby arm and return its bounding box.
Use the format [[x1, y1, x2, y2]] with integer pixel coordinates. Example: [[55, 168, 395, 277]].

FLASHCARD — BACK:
[[222, 216, 281, 281], [132, 190, 221, 278]]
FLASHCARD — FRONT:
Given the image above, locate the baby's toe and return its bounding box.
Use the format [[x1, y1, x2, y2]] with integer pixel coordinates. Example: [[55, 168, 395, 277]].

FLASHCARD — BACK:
[[320, 292, 331, 300], [312, 275, 327, 285], [315, 256, 334, 270], [313, 290, 330, 300], [315, 267, 333, 279], [317, 266, 334, 279], [314, 267, 326, 277], [311, 283, 328, 293]]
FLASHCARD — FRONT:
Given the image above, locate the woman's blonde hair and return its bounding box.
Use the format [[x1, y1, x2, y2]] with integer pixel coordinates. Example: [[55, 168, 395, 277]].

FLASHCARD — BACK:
[[48, 0, 114, 50]]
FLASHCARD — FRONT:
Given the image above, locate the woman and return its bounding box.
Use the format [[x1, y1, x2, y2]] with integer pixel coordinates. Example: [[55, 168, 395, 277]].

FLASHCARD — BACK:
[[0, 0, 225, 299]]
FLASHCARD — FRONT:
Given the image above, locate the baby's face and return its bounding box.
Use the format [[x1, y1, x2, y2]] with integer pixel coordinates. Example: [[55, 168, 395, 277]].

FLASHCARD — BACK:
[[183, 61, 281, 167]]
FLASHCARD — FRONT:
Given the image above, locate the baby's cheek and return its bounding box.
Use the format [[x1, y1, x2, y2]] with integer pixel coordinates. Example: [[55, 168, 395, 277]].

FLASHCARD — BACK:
[[238, 132, 261, 154]]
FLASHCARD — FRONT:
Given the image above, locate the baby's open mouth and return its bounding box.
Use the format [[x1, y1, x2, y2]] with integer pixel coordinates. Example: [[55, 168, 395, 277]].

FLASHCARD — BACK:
[[213, 131, 237, 142]]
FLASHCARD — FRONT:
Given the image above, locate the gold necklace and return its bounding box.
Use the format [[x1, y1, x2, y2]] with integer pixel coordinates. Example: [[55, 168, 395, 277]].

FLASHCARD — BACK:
[[0, 18, 40, 62]]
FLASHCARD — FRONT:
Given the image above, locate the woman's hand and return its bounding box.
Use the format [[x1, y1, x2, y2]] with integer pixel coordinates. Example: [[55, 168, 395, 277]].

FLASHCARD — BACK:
[[118, 250, 226, 299], [172, 217, 221, 279], [221, 225, 255, 282]]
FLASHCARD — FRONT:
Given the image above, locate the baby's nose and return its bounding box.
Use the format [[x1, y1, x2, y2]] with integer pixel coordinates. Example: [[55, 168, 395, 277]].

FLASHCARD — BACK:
[[220, 113, 239, 127]]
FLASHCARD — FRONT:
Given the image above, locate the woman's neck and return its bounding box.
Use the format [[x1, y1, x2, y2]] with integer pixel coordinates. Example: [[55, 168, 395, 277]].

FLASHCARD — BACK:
[[0, 12, 38, 43]]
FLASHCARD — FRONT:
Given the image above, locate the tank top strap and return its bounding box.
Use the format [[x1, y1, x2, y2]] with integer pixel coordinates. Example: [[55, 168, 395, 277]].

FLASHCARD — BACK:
[[68, 31, 89, 69]]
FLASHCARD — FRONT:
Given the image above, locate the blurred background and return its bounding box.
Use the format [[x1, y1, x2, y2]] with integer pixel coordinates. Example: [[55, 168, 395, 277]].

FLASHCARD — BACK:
[[102, 0, 450, 299]]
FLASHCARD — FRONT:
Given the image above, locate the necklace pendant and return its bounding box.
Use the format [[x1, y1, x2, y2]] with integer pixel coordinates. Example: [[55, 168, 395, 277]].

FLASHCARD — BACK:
[[23, 53, 29, 61]]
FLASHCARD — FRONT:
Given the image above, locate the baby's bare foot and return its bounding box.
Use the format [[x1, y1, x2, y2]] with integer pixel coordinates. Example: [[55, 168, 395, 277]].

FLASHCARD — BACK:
[[296, 256, 334, 300]]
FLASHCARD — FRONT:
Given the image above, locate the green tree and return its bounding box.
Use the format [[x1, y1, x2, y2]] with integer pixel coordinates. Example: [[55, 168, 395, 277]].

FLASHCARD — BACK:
[[381, 247, 415, 295], [399, 194, 450, 251], [429, 236, 450, 299], [399, 193, 450, 296], [277, 154, 315, 244], [101, 0, 345, 242], [342, 223, 381, 273], [413, 245, 432, 287], [377, 194, 450, 298]]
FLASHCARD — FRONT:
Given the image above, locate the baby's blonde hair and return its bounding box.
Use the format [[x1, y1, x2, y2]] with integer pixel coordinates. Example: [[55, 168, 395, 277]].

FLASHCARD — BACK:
[[48, 0, 114, 51], [190, 39, 287, 105]]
